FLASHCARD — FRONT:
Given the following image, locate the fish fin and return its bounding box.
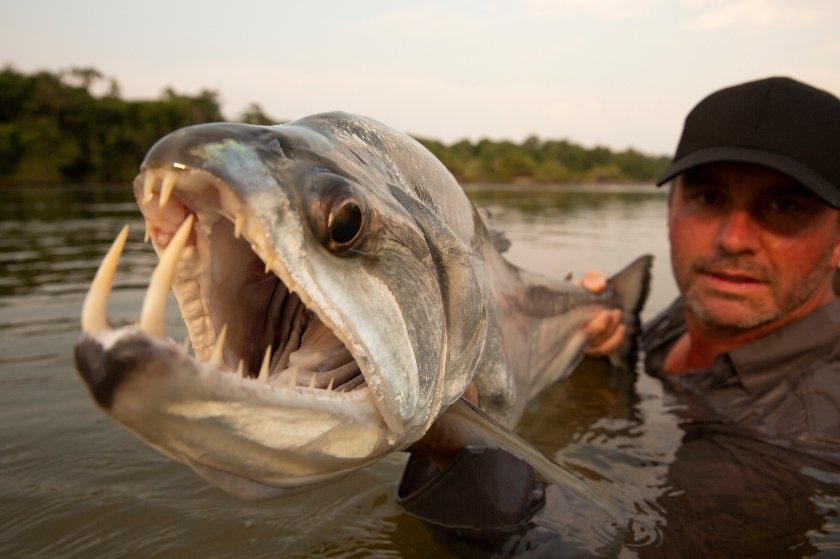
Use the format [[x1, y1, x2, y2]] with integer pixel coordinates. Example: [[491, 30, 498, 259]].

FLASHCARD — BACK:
[[607, 254, 653, 370], [489, 227, 512, 253], [416, 399, 616, 515], [477, 207, 512, 253]]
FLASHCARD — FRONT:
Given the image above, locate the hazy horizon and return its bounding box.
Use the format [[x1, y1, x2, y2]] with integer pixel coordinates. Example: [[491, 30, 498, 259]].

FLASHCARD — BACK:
[[3, 0, 839, 155]]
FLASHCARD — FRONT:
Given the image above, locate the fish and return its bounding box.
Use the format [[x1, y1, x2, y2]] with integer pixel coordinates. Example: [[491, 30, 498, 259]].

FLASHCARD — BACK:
[[74, 112, 652, 500]]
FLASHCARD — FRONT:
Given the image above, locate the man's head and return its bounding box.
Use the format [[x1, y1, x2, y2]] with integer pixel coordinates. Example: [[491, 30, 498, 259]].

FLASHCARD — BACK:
[[659, 77, 840, 336]]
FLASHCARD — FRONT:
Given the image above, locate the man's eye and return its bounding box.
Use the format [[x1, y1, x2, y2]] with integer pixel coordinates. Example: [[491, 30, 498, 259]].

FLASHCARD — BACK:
[[770, 198, 799, 213], [694, 190, 722, 205]]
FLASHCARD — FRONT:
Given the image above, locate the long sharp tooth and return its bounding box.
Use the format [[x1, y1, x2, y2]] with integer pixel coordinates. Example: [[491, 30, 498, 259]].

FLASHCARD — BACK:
[[210, 324, 227, 368], [258, 345, 272, 382], [288, 366, 299, 388], [81, 225, 130, 332], [236, 359, 245, 378], [159, 170, 177, 207], [326, 377, 334, 391], [142, 173, 155, 204], [308, 374, 316, 389], [234, 213, 245, 239], [138, 215, 194, 337]]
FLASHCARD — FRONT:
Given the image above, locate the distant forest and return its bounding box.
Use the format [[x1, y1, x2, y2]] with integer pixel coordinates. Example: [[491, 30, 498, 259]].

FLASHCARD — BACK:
[[0, 66, 670, 184]]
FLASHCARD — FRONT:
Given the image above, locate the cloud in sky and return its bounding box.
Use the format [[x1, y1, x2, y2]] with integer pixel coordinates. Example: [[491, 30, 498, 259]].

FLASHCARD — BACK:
[[523, 0, 665, 21], [524, 0, 832, 30], [692, 0, 827, 29]]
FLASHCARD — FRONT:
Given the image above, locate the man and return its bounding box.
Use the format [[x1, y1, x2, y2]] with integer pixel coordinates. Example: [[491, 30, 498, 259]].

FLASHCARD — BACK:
[[396, 77, 840, 554], [643, 77, 840, 461]]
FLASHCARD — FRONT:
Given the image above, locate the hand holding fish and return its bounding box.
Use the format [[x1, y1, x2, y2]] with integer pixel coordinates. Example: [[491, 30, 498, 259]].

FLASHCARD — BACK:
[[576, 271, 627, 357]]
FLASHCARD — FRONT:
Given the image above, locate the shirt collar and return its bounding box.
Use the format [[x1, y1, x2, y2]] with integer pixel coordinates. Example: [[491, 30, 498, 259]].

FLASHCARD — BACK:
[[727, 298, 840, 394]]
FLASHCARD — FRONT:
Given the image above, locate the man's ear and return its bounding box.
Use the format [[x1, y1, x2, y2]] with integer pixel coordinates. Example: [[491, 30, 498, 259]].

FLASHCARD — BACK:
[[832, 236, 840, 269], [832, 214, 840, 267]]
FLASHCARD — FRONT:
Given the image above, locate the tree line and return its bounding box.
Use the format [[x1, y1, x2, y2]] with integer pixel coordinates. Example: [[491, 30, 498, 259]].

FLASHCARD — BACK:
[[0, 66, 669, 184]]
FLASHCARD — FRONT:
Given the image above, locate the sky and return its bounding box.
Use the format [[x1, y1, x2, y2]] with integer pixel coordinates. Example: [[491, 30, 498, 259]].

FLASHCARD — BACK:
[[2, 0, 839, 155]]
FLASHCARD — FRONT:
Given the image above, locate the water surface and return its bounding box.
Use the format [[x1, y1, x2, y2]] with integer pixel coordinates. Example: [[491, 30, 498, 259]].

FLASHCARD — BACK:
[[1, 182, 837, 557]]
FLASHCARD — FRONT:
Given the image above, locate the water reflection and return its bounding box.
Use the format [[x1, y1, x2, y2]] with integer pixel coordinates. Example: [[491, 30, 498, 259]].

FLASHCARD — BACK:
[[649, 431, 838, 556], [1, 183, 837, 557], [516, 360, 683, 553]]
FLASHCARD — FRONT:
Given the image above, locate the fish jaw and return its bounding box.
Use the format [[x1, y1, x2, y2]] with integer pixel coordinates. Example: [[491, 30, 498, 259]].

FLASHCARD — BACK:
[[75, 327, 388, 499], [74, 123, 448, 496], [74, 209, 393, 497]]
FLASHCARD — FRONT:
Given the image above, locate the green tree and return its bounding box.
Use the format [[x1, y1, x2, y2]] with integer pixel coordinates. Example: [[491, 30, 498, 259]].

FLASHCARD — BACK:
[[238, 103, 280, 125], [0, 66, 670, 184], [0, 66, 227, 181]]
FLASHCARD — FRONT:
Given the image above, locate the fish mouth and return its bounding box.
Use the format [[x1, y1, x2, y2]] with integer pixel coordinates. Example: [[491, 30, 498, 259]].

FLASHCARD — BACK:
[[76, 163, 393, 493], [130, 165, 369, 393]]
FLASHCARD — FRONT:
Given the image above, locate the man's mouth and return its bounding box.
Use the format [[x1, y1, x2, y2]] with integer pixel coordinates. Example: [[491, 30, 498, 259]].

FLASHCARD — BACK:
[[703, 270, 763, 284], [693, 265, 770, 296]]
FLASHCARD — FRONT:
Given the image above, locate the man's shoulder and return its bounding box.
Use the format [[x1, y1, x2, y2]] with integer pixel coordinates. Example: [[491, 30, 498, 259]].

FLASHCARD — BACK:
[[734, 297, 840, 376]]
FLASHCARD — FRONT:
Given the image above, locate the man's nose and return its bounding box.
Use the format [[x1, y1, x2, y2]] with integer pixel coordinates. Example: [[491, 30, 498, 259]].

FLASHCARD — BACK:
[[716, 210, 760, 254]]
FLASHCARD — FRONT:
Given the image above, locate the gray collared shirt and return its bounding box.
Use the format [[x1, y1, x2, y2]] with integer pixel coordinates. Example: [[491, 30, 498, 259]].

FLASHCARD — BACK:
[[642, 274, 840, 465]]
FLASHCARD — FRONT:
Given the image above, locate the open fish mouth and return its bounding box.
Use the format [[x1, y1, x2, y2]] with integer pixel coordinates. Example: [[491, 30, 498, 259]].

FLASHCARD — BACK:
[[139, 166, 368, 393], [84, 165, 370, 393], [76, 162, 393, 495]]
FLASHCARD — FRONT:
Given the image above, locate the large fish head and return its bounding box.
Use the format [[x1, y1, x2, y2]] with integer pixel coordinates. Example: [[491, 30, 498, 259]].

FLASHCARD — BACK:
[[74, 114, 486, 498]]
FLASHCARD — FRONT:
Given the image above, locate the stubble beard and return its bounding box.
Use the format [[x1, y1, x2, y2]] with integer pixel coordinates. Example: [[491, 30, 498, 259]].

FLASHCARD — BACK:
[[676, 252, 833, 333]]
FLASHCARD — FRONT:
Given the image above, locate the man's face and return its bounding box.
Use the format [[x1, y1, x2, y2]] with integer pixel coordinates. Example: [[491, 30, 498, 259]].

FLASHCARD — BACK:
[[668, 162, 840, 333]]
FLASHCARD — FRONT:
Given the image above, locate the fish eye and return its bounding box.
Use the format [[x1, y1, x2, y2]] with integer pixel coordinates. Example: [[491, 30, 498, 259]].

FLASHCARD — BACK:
[[306, 173, 369, 254], [327, 198, 365, 251]]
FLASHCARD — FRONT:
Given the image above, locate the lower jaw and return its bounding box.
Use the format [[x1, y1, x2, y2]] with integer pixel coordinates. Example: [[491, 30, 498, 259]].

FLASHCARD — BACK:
[[685, 293, 780, 331]]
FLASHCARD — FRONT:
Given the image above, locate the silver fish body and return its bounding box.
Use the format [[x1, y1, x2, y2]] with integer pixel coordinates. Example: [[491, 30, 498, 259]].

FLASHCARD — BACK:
[[75, 112, 651, 499]]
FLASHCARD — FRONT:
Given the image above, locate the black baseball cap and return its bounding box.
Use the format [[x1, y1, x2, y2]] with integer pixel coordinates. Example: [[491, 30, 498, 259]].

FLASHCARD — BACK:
[[657, 77, 840, 209]]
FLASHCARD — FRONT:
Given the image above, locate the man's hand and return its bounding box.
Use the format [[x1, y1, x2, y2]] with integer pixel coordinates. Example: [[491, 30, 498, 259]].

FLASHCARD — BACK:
[[577, 271, 626, 357]]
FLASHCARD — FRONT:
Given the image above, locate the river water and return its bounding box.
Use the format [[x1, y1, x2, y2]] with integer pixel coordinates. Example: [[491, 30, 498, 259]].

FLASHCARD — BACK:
[[1, 182, 837, 557]]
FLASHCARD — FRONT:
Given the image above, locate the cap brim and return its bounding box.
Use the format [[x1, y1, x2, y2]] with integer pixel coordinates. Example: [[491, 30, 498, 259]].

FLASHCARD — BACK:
[[656, 146, 840, 209]]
